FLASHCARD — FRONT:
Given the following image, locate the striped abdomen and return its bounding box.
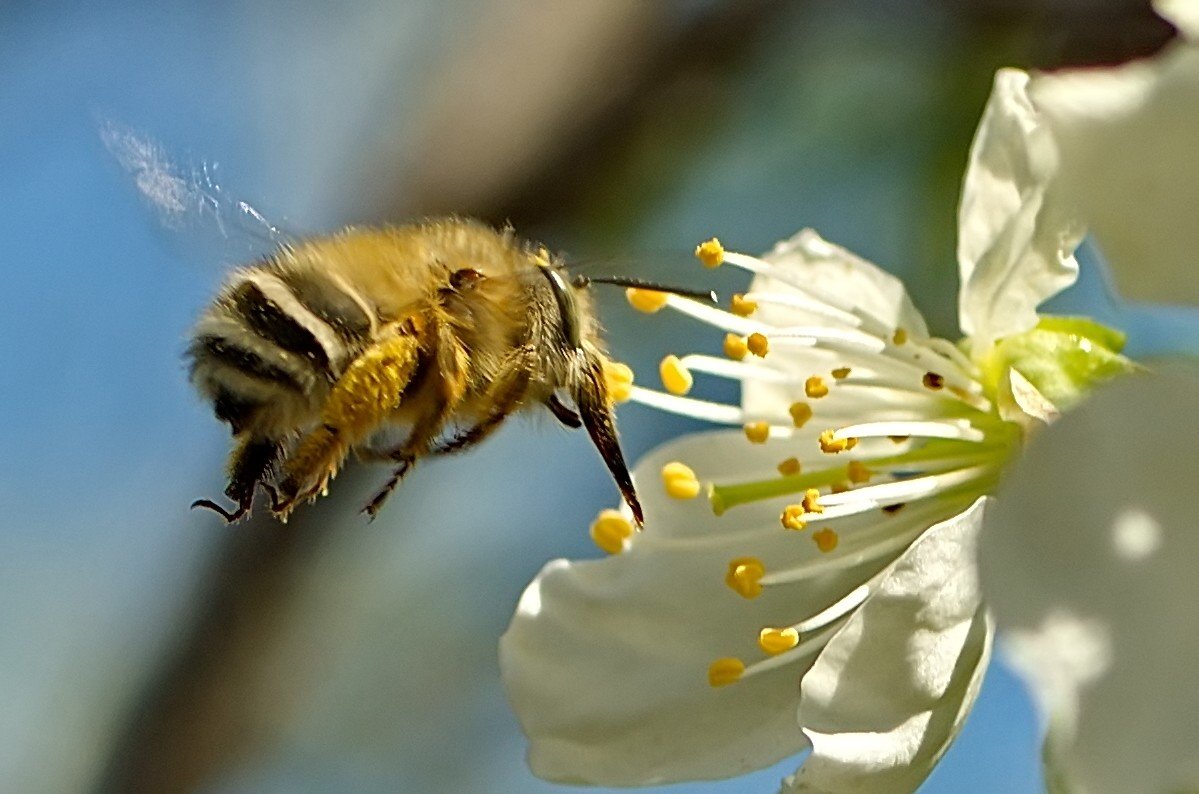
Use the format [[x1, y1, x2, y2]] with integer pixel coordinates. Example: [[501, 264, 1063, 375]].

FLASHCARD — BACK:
[[188, 264, 376, 438]]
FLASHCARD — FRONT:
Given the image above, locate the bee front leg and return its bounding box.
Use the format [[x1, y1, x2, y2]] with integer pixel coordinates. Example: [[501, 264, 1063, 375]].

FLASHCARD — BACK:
[[192, 436, 279, 523], [272, 333, 421, 521]]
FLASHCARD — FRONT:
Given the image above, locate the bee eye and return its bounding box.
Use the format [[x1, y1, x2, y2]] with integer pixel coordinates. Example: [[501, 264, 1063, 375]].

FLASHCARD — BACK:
[[449, 268, 484, 290]]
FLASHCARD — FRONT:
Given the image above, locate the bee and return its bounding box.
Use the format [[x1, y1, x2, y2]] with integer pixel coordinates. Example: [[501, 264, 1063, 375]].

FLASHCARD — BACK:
[[187, 217, 713, 523]]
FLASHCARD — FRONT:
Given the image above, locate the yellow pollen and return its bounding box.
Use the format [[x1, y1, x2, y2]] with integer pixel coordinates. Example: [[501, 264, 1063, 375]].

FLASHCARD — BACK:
[[746, 332, 769, 358], [730, 293, 758, 317], [923, 372, 945, 390], [723, 333, 748, 361], [590, 509, 633, 555], [781, 504, 806, 531], [660, 355, 693, 395], [708, 657, 745, 687], [813, 528, 839, 553], [725, 557, 765, 599], [695, 237, 725, 268], [847, 460, 872, 484], [602, 360, 635, 403], [743, 421, 770, 444], [788, 401, 813, 428], [625, 287, 668, 313], [892, 327, 908, 345], [801, 488, 824, 514], [776, 456, 801, 476], [831, 366, 851, 379], [758, 627, 800, 655], [805, 376, 829, 399], [819, 429, 858, 453], [661, 461, 701, 499]]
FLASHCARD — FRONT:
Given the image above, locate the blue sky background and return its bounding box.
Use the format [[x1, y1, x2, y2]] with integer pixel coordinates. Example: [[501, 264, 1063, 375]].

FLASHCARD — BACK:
[[8, 2, 1186, 791]]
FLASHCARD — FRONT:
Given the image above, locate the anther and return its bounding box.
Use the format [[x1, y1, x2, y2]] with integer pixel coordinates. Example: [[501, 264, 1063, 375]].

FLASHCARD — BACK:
[[831, 366, 851, 379], [893, 328, 908, 345], [708, 657, 745, 687], [602, 360, 635, 403], [818, 429, 858, 453], [789, 402, 813, 428], [725, 557, 765, 599], [590, 509, 634, 555], [730, 293, 758, 317], [660, 355, 694, 395], [758, 627, 800, 655], [813, 528, 839, 553], [723, 333, 748, 361], [805, 376, 829, 399], [746, 332, 769, 358], [661, 461, 701, 499], [626, 287, 668, 313], [781, 504, 806, 531], [695, 237, 725, 268], [923, 372, 945, 390], [744, 422, 770, 444], [776, 457, 801, 476], [847, 460, 872, 484], [801, 488, 824, 514]]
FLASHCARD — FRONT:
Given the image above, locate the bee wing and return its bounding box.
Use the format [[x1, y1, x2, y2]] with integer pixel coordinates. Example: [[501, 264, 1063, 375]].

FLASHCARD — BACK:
[[100, 118, 296, 266]]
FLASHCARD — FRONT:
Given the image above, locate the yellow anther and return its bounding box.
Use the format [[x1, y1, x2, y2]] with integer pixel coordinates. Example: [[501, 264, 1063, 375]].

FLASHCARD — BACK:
[[602, 360, 635, 403], [831, 366, 851, 379], [660, 355, 693, 395], [923, 371, 945, 390], [813, 528, 839, 553], [883, 503, 907, 514], [730, 293, 758, 317], [801, 488, 824, 514], [847, 460, 872, 484], [892, 327, 908, 345], [661, 461, 701, 499], [708, 657, 745, 687], [776, 456, 801, 477], [819, 428, 857, 453], [830, 482, 850, 494], [788, 401, 813, 428], [758, 626, 800, 655], [725, 556, 765, 599], [889, 435, 910, 444], [743, 421, 770, 444], [723, 333, 748, 361], [590, 508, 633, 555], [781, 504, 806, 531], [695, 237, 725, 268], [805, 375, 829, 399], [746, 332, 769, 358], [626, 287, 669, 313]]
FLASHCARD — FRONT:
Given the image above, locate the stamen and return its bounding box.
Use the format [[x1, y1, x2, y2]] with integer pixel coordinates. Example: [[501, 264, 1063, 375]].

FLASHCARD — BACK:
[[923, 372, 945, 390], [707, 657, 744, 687], [723, 333, 748, 361], [818, 429, 858, 453], [625, 386, 744, 424], [746, 332, 769, 358], [801, 488, 824, 514], [602, 360, 634, 403], [661, 461, 701, 499], [590, 509, 633, 555], [781, 504, 806, 531], [795, 582, 872, 633], [725, 557, 765, 599], [893, 327, 908, 345], [739, 290, 860, 328], [730, 293, 758, 317], [660, 355, 694, 395], [829, 419, 985, 443], [626, 287, 668, 313], [813, 528, 839, 552], [743, 422, 770, 444], [847, 460, 872, 483], [777, 457, 801, 476], [789, 402, 813, 428], [695, 238, 725, 268], [758, 626, 800, 655], [831, 366, 851, 379], [805, 376, 830, 399]]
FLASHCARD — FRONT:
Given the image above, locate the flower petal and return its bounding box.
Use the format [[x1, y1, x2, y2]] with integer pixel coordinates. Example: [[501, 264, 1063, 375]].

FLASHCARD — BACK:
[[979, 368, 1199, 793], [786, 498, 993, 793], [957, 69, 1083, 344], [1030, 42, 1199, 306]]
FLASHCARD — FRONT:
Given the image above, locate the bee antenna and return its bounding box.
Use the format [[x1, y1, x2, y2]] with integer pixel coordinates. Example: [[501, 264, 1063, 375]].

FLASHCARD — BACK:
[[572, 275, 718, 304]]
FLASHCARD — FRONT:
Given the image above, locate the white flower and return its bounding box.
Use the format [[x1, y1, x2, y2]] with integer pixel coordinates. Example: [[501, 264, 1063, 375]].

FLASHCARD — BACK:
[[500, 70, 1132, 791]]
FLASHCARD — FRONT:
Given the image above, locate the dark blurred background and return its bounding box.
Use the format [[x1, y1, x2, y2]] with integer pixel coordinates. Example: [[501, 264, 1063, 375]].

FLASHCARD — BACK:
[[0, 1, 1178, 792]]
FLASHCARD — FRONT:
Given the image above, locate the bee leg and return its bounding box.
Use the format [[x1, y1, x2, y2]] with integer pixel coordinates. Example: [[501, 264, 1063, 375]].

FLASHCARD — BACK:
[[191, 436, 280, 523], [545, 394, 582, 428], [273, 333, 422, 520], [429, 345, 537, 457]]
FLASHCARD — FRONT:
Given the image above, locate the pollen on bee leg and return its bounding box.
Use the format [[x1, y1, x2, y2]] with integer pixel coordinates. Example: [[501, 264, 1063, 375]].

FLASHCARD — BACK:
[[781, 504, 806, 531], [730, 293, 758, 317], [602, 360, 635, 402], [626, 287, 669, 313], [743, 421, 770, 444], [789, 401, 813, 428], [805, 376, 829, 399], [813, 528, 839, 553], [818, 428, 858, 453], [801, 488, 823, 514], [590, 508, 634, 555], [725, 556, 765, 599], [695, 237, 725, 268], [776, 456, 801, 476], [723, 333, 748, 361], [847, 460, 872, 484], [746, 332, 769, 358], [708, 657, 745, 687], [661, 461, 701, 499], [659, 355, 694, 395], [758, 626, 800, 655]]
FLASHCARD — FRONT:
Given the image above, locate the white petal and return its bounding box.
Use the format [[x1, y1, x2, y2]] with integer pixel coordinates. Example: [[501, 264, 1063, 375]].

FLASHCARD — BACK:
[[957, 69, 1083, 344], [786, 498, 993, 793], [1029, 41, 1199, 305], [979, 368, 1199, 793]]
